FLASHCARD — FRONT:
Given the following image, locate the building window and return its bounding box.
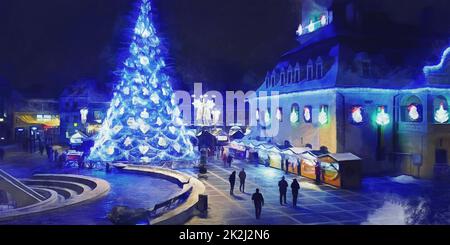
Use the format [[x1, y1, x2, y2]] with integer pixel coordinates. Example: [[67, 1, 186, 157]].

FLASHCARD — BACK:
[[280, 72, 285, 86], [276, 107, 283, 122], [316, 57, 323, 79], [433, 96, 449, 124], [401, 96, 423, 123], [362, 61, 370, 77], [271, 75, 276, 87], [290, 104, 300, 124], [307, 60, 314, 80], [295, 69, 300, 82]]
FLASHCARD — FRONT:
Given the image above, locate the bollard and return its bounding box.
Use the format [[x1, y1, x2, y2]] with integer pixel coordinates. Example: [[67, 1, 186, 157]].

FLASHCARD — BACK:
[[197, 194, 208, 213]]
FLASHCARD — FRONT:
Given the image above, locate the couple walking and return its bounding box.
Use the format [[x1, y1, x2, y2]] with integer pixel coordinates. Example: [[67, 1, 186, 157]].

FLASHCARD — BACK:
[[278, 176, 301, 207], [228, 168, 246, 195]]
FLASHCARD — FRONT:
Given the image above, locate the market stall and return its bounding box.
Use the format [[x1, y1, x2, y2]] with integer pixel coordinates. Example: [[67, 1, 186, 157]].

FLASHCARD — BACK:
[[281, 147, 311, 175], [300, 151, 321, 180], [227, 140, 247, 159], [318, 153, 362, 189]]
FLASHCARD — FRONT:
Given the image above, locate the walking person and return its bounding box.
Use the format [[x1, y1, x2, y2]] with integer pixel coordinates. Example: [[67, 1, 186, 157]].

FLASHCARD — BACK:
[[229, 171, 236, 195], [291, 178, 300, 207], [39, 143, 44, 156], [0, 147, 5, 161], [222, 152, 227, 167], [227, 154, 233, 168], [285, 159, 289, 174], [315, 161, 322, 185], [252, 188, 264, 219], [238, 168, 247, 193], [278, 176, 288, 205]]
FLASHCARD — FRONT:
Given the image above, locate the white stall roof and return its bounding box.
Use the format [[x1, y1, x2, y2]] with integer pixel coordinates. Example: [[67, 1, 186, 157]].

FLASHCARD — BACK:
[[289, 147, 312, 155], [320, 153, 361, 162]]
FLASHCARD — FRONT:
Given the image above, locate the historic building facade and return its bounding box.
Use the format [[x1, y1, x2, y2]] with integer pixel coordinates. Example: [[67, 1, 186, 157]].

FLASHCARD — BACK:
[[250, 0, 450, 178], [59, 80, 111, 143]]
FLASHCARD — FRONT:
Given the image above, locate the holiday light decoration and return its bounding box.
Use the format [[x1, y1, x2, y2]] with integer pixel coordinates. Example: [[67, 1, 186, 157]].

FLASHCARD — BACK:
[[264, 110, 271, 125], [320, 15, 327, 26], [276, 108, 282, 121], [407, 104, 420, 121], [376, 106, 390, 126], [423, 47, 450, 74], [296, 24, 303, 36], [318, 106, 328, 125], [435, 102, 449, 124], [308, 20, 315, 33], [89, 0, 197, 164], [304, 106, 312, 123], [80, 108, 89, 124], [290, 109, 299, 124], [351, 106, 363, 124]]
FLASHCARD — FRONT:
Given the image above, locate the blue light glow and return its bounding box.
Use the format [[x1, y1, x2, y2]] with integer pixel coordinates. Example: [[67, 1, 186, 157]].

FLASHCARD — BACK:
[[423, 46, 450, 74], [89, 0, 198, 164]]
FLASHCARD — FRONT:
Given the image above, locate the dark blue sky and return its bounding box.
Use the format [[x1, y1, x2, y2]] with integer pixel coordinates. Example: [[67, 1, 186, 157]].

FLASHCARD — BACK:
[[0, 0, 301, 98]]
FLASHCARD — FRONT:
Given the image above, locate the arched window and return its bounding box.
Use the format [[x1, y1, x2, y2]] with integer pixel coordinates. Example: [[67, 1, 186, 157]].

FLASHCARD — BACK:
[[290, 103, 300, 124], [307, 59, 314, 80], [316, 57, 323, 78], [271, 72, 276, 87], [280, 70, 285, 86], [433, 95, 449, 124], [295, 63, 301, 82], [287, 65, 293, 84], [401, 95, 423, 122], [276, 107, 283, 122]]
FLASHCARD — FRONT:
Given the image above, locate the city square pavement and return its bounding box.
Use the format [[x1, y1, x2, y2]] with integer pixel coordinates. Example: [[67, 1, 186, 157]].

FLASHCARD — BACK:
[[0, 147, 438, 225], [181, 157, 409, 225]]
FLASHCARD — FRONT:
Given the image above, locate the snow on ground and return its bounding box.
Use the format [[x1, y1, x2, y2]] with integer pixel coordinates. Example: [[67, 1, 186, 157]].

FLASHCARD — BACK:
[[390, 175, 421, 184]]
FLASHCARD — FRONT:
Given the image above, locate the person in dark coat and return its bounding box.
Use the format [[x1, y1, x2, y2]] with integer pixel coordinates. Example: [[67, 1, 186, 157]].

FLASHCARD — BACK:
[[315, 161, 322, 184], [291, 179, 300, 207], [227, 154, 233, 168], [45, 145, 52, 161], [39, 143, 44, 156], [278, 176, 288, 205], [285, 159, 289, 174], [251, 188, 264, 219], [238, 168, 247, 193], [54, 150, 59, 163], [0, 148, 5, 161], [229, 171, 236, 195]]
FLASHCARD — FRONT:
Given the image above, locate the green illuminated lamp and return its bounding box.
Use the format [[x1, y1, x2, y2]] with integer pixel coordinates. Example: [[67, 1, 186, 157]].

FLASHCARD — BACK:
[[376, 106, 390, 126]]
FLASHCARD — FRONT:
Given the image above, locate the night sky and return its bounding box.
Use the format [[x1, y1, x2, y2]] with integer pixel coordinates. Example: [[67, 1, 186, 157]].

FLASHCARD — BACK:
[[0, 0, 301, 98]]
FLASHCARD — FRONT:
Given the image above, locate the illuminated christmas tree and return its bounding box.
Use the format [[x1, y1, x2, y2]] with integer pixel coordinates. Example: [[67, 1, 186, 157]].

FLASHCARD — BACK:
[[89, 0, 197, 165]]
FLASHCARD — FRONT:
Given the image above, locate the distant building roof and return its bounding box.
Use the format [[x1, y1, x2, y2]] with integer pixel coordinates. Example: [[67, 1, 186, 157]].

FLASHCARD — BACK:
[[60, 80, 111, 103]]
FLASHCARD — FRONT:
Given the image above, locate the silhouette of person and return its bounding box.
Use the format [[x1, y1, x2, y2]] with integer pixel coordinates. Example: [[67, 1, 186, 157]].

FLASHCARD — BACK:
[[0, 147, 4, 161], [285, 159, 289, 174], [229, 171, 236, 195], [238, 168, 247, 193], [252, 188, 264, 219], [291, 178, 300, 207], [278, 176, 288, 205], [39, 143, 44, 156], [227, 154, 233, 167], [315, 161, 322, 184]]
